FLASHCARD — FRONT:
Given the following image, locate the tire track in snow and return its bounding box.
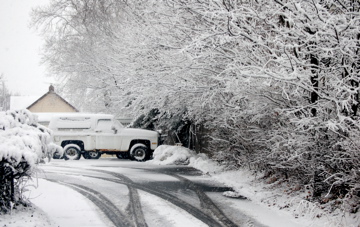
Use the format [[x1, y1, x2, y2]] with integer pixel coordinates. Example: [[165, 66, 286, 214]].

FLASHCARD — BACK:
[[42, 171, 147, 227], [83, 169, 148, 227], [45, 179, 132, 227], [172, 174, 238, 227], [42, 166, 238, 226], [94, 169, 234, 227], [140, 168, 239, 227], [126, 183, 148, 227]]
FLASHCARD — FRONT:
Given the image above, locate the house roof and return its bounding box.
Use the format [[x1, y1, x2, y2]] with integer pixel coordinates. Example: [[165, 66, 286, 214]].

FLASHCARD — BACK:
[[26, 85, 79, 112]]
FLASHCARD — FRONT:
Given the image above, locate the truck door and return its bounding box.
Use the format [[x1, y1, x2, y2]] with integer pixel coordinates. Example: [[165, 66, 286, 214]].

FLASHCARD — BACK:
[[95, 119, 121, 150]]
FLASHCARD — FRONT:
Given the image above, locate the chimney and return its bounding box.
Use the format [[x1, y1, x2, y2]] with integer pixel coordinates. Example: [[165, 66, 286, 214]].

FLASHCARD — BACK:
[[49, 85, 55, 93]]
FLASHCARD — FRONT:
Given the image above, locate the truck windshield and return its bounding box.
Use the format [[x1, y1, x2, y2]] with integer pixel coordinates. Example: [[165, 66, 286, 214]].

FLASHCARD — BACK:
[[114, 120, 124, 129]]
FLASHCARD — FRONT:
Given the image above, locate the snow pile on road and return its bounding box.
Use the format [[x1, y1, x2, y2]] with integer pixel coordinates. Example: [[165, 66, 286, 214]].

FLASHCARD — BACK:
[[0, 110, 62, 166], [149, 145, 223, 173]]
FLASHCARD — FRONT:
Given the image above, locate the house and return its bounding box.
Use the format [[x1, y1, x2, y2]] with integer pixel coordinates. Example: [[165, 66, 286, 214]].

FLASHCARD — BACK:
[[27, 85, 78, 113], [8, 85, 78, 126], [9, 85, 78, 113], [9, 86, 133, 127]]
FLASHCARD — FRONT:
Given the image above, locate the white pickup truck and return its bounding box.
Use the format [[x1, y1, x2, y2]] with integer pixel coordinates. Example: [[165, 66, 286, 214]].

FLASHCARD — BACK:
[[48, 113, 160, 161]]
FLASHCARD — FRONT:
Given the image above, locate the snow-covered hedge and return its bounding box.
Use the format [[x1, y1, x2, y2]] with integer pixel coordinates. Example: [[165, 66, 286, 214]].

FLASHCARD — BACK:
[[0, 110, 62, 213]]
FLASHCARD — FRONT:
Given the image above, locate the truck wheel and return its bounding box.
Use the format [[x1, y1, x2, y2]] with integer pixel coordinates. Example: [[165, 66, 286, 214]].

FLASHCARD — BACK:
[[130, 144, 148, 162], [63, 145, 81, 160], [82, 152, 91, 159], [88, 151, 101, 159], [53, 151, 63, 159], [116, 152, 129, 159]]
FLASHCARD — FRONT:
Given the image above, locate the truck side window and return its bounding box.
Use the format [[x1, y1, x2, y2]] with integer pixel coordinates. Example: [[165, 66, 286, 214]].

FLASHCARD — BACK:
[[96, 119, 113, 133]]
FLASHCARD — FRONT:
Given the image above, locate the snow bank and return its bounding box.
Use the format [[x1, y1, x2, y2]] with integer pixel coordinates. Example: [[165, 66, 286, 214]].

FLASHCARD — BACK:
[[149, 145, 360, 227], [149, 145, 223, 173], [0, 110, 62, 166]]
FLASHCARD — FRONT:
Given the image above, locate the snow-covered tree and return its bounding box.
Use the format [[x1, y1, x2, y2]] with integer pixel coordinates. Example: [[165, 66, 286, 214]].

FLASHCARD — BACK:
[[0, 74, 10, 111], [170, 0, 360, 211], [0, 110, 62, 213], [32, 0, 360, 212]]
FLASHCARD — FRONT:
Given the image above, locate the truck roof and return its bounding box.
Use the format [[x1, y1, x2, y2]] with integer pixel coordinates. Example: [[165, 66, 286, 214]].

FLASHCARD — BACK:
[[52, 113, 114, 119], [48, 113, 116, 130], [33, 112, 115, 121]]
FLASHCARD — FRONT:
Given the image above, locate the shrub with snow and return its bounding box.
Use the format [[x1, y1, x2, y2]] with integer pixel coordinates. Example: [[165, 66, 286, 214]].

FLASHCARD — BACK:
[[149, 145, 223, 173], [150, 145, 196, 165], [0, 110, 62, 213]]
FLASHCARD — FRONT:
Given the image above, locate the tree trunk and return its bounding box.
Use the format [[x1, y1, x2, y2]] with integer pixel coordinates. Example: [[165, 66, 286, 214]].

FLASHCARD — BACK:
[[310, 54, 319, 117]]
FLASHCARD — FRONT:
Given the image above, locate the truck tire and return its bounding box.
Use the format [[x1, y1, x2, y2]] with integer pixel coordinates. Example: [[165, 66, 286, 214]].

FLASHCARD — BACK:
[[88, 151, 101, 159], [116, 152, 129, 159], [63, 144, 81, 160], [130, 144, 148, 162], [53, 151, 63, 159], [82, 152, 91, 159]]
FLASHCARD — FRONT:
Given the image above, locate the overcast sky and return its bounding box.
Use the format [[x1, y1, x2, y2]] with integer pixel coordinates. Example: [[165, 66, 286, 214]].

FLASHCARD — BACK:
[[0, 0, 54, 96]]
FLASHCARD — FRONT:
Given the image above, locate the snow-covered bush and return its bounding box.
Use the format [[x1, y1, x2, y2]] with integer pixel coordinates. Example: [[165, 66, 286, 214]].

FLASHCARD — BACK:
[[149, 145, 224, 173], [0, 110, 62, 213], [208, 86, 360, 212], [150, 145, 197, 165]]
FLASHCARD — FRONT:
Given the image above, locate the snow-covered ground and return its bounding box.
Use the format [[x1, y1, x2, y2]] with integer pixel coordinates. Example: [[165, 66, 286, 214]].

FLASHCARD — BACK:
[[0, 179, 112, 227], [1, 145, 359, 227], [149, 145, 360, 227]]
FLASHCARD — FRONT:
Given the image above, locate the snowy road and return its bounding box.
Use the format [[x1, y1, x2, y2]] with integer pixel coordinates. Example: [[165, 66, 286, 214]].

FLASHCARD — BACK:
[[35, 158, 266, 227]]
